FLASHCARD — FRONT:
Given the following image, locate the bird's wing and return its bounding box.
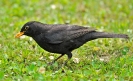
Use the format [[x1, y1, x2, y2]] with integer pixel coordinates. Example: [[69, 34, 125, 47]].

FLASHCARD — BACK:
[[43, 25, 96, 44], [65, 25, 95, 40]]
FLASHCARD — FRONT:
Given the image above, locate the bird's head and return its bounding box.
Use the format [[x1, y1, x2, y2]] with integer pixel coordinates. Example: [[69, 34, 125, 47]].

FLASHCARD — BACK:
[[15, 21, 42, 38]]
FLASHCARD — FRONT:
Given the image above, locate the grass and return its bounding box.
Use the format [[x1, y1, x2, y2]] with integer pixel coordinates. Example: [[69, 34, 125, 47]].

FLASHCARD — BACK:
[[0, 0, 133, 80]]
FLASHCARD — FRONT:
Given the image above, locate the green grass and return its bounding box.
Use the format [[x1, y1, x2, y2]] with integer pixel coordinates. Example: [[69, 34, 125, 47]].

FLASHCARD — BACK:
[[0, 0, 133, 80]]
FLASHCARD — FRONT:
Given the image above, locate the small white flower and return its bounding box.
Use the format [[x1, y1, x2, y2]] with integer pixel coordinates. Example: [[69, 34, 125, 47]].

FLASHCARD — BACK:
[[32, 62, 37, 65], [99, 55, 110, 62], [20, 35, 26, 39], [39, 56, 45, 61], [51, 4, 56, 9], [4, 74, 8, 77], [127, 29, 132, 33], [99, 58, 104, 61], [0, 44, 1, 48], [73, 58, 80, 63], [10, 23, 14, 26], [29, 37, 33, 41], [38, 67, 45, 74], [49, 56, 54, 60], [99, 26, 104, 32]]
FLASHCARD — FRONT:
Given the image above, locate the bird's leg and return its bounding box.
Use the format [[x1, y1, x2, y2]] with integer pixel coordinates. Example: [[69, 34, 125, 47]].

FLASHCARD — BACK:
[[49, 54, 65, 65], [55, 52, 72, 72], [63, 52, 72, 66], [52, 52, 72, 71], [53, 54, 65, 62]]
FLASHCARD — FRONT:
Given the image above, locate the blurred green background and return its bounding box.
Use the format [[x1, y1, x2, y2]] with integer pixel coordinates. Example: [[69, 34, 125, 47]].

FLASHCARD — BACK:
[[0, 0, 133, 80]]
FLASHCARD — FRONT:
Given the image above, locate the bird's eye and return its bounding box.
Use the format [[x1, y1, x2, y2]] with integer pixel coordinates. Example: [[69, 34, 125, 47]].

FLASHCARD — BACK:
[[25, 26, 29, 30]]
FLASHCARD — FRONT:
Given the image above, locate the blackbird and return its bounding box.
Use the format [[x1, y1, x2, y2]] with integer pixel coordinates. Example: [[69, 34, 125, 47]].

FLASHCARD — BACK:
[[15, 21, 128, 64]]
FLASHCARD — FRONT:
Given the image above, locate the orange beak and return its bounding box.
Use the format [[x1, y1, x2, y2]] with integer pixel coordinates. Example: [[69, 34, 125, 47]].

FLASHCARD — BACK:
[[15, 32, 24, 38]]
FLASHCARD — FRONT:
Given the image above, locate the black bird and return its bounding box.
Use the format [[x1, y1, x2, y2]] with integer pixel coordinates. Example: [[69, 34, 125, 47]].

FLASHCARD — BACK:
[[15, 21, 128, 64]]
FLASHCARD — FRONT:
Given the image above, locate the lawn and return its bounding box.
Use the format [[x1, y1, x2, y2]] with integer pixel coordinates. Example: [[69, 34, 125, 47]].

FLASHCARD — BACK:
[[0, 0, 133, 80]]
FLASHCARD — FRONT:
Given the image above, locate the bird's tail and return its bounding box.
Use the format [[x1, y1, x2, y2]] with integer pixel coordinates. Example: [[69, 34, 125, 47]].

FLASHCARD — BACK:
[[91, 32, 129, 39]]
